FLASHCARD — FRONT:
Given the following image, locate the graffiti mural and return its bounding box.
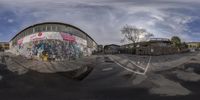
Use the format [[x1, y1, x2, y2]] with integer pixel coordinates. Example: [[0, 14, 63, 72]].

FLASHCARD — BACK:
[[13, 32, 88, 61]]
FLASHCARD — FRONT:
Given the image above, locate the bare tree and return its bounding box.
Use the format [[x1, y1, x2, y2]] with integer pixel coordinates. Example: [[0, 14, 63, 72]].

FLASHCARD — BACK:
[[121, 25, 153, 47], [144, 32, 154, 40]]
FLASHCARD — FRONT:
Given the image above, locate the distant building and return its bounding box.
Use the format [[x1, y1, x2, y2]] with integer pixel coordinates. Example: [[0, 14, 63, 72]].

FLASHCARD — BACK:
[[104, 44, 120, 54], [0, 42, 9, 51], [136, 38, 178, 55], [120, 43, 135, 54], [97, 45, 104, 53], [120, 38, 181, 55], [187, 42, 200, 52], [187, 42, 200, 49]]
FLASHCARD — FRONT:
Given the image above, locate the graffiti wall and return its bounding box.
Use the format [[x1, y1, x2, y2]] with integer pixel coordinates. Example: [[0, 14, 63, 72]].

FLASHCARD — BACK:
[[14, 32, 90, 61]]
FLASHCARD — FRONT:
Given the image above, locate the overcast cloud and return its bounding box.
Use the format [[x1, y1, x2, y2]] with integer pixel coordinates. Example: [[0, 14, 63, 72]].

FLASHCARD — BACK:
[[0, 0, 200, 44]]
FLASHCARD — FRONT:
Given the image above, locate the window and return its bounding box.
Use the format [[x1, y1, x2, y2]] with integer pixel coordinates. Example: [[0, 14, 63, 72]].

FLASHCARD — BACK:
[[34, 26, 40, 32], [62, 26, 68, 32], [52, 25, 57, 31], [41, 25, 46, 32], [66, 27, 73, 34], [46, 25, 51, 31], [57, 25, 62, 32], [56, 25, 66, 32], [29, 28, 33, 35]]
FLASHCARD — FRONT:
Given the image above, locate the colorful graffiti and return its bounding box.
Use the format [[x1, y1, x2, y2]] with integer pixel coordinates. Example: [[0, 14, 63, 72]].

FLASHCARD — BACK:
[[60, 32, 76, 42], [13, 32, 89, 61]]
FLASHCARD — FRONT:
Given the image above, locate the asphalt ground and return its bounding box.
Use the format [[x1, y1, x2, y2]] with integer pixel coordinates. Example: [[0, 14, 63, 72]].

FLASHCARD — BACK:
[[0, 55, 200, 100]]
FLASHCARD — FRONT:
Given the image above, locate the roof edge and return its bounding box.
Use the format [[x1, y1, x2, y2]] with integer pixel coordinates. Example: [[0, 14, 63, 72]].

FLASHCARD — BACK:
[[10, 22, 97, 45]]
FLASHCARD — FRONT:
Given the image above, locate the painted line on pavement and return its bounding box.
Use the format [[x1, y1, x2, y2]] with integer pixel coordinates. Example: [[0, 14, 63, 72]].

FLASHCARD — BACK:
[[109, 57, 145, 75], [102, 67, 113, 71], [129, 60, 146, 70], [124, 56, 152, 74], [144, 56, 152, 74]]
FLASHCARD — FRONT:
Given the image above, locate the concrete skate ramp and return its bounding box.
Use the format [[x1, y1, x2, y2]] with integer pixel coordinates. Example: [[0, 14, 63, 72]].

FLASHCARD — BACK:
[[1, 58, 94, 80], [184, 63, 200, 74], [57, 64, 93, 80], [0, 52, 95, 80]]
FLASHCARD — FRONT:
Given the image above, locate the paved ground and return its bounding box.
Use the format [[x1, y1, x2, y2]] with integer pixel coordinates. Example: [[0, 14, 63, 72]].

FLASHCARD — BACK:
[[0, 52, 96, 74], [110, 51, 200, 73], [0, 52, 200, 100], [0, 56, 141, 100]]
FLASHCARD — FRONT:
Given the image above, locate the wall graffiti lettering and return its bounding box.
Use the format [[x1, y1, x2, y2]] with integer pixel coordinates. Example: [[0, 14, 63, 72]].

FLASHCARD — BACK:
[[13, 32, 90, 61]]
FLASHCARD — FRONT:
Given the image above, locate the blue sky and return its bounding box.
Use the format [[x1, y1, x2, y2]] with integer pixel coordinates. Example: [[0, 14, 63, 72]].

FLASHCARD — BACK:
[[0, 0, 200, 44]]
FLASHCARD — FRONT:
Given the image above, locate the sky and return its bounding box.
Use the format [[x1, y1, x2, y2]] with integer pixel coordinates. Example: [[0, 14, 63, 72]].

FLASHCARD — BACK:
[[0, 0, 200, 44]]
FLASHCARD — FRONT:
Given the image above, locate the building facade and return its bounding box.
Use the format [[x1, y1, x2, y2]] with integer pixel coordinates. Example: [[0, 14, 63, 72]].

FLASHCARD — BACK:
[[135, 38, 178, 55], [0, 42, 9, 51], [97, 45, 104, 53], [187, 42, 200, 52], [9, 22, 97, 61], [120, 38, 182, 56], [187, 42, 200, 49], [104, 44, 120, 54]]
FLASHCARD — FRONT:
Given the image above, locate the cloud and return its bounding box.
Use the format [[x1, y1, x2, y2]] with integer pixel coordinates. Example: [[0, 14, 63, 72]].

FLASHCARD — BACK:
[[0, 0, 200, 43], [7, 19, 14, 23]]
